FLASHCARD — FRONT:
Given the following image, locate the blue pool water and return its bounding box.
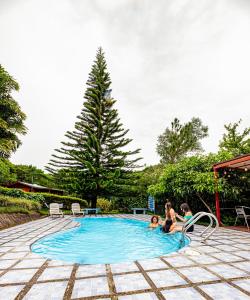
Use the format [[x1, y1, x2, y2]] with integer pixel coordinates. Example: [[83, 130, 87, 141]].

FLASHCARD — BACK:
[[31, 218, 189, 264]]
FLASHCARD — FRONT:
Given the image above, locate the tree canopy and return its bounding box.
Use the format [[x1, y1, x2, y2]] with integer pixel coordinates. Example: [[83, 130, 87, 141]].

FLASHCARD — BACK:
[[0, 65, 27, 158], [148, 152, 237, 213], [156, 117, 208, 164], [0, 158, 16, 184], [14, 164, 54, 187], [47, 48, 141, 207], [219, 120, 250, 156]]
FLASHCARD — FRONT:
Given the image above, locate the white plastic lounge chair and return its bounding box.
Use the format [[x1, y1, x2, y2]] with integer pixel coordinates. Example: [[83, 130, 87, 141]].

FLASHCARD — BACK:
[[49, 203, 64, 218], [234, 206, 250, 231], [71, 203, 84, 216]]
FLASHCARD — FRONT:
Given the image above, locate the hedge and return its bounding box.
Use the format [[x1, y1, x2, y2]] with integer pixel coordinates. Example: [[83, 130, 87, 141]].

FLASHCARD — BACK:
[[0, 187, 44, 202], [38, 193, 88, 209], [0, 187, 89, 209], [0, 195, 41, 211]]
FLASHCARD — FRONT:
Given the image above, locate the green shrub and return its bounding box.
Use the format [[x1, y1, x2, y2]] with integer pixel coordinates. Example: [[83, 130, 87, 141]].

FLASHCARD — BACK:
[[0, 206, 30, 214], [110, 209, 120, 214], [97, 198, 113, 212], [0, 195, 41, 211], [221, 215, 238, 226], [39, 193, 88, 209], [0, 187, 44, 202], [0, 187, 88, 209], [39, 209, 49, 216], [112, 196, 147, 213], [101, 209, 120, 214]]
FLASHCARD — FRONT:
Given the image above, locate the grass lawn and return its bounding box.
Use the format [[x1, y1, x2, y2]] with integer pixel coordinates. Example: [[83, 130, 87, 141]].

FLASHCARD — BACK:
[[0, 206, 32, 214]]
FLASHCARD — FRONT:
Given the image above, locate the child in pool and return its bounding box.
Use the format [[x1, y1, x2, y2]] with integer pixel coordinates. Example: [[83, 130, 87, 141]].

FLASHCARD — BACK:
[[149, 215, 162, 228], [175, 203, 194, 232]]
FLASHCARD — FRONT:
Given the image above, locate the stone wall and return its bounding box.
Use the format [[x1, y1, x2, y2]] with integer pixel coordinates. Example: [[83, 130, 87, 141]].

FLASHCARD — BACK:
[[0, 213, 42, 230]]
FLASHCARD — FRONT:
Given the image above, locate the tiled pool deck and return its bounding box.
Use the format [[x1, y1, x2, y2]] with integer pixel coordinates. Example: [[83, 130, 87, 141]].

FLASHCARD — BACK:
[[0, 215, 249, 300]]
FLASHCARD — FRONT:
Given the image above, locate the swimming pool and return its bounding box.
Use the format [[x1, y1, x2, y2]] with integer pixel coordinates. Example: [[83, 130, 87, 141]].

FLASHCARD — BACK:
[[31, 217, 189, 264]]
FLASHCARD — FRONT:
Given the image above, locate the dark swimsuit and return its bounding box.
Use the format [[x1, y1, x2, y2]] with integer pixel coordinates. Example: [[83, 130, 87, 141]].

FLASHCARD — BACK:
[[184, 215, 194, 232], [162, 219, 173, 233]]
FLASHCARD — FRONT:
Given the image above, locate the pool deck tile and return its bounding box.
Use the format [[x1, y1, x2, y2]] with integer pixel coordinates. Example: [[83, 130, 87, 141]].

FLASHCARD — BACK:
[[0, 268, 38, 284], [0, 247, 14, 253], [206, 263, 249, 279], [199, 282, 250, 299], [211, 252, 245, 263], [194, 245, 220, 253], [232, 279, 250, 293], [214, 244, 241, 252], [118, 292, 158, 299], [76, 264, 107, 277], [162, 255, 196, 267], [235, 251, 250, 260], [147, 269, 188, 288], [37, 265, 73, 281], [138, 258, 168, 270], [0, 259, 18, 270], [0, 214, 249, 300], [161, 287, 206, 299], [23, 281, 68, 300], [71, 277, 110, 298], [47, 260, 74, 267], [231, 261, 250, 273], [110, 262, 139, 274], [24, 252, 45, 259], [13, 258, 47, 269], [0, 285, 25, 300], [113, 273, 151, 292], [186, 253, 220, 265], [177, 266, 220, 283], [0, 251, 28, 260]]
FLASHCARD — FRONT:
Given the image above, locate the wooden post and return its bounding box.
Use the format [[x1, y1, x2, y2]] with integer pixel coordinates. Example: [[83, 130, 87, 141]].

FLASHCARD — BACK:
[[213, 168, 221, 225]]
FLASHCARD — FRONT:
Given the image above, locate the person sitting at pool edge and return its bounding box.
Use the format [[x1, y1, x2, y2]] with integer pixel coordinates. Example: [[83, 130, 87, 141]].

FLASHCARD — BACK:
[[149, 215, 162, 228], [175, 203, 194, 232], [161, 201, 176, 233]]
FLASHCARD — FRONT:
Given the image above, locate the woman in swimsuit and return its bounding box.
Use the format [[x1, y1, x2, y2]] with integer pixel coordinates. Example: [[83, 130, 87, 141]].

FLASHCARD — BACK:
[[149, 215, 162, 228], [175, 203, 194, 232], [162, 201, 176, 233]]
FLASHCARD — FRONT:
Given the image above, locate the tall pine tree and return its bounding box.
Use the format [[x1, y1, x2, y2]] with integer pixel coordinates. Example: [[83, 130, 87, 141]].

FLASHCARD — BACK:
[[47, 48, 141, 207]]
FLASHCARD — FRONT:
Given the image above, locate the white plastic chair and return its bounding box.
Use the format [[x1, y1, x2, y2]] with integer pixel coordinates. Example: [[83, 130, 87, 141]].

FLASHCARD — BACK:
[[71, 203, 84, 216], [234, 206, 250, 231], [49, 203, 64, 218]]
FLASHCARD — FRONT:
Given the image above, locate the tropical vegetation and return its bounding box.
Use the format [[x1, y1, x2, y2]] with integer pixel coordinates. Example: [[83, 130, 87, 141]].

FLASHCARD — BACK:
[[0, 65, 27, 158]]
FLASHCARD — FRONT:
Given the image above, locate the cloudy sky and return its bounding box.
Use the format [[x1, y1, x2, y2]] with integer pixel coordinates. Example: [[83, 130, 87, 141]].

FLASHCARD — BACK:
[[1, 0, 250, 169]]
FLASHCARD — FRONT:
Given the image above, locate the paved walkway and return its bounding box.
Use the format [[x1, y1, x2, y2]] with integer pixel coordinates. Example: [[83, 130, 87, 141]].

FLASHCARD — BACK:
[[0, 215, 249, 300]]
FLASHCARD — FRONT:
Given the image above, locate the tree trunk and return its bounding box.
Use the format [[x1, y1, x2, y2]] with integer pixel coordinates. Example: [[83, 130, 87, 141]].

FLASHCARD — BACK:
[[91, 194, 97, 208], [196, 193, 213, 214]]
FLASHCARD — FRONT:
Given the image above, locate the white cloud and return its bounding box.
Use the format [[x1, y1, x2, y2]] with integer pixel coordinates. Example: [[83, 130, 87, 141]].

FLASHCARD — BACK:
[[0, 0, 249, 169]]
